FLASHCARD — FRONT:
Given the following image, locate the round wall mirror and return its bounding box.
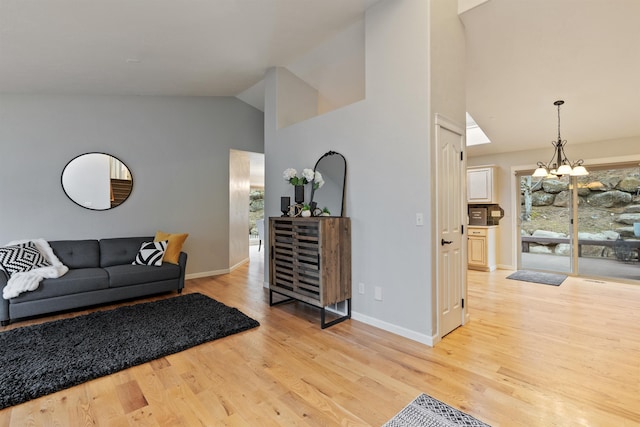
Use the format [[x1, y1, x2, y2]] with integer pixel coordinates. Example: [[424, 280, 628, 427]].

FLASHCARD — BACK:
[[61, 153, 133, 210]]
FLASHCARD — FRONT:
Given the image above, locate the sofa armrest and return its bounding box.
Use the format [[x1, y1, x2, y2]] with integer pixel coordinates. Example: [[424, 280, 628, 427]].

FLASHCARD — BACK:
[[0, 270, 9, 325], [177, 252, 188, 291]]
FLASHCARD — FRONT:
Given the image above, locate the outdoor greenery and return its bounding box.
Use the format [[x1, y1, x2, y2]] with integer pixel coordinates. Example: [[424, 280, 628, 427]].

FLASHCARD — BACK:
[[249, 189, 264, 237]]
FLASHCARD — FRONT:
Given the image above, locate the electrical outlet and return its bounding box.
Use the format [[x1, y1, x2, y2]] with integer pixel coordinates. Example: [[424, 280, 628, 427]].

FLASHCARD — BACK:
[[374, 286, 382, 301], [416, 213, 424, 226], [358, 282, 365, 294]]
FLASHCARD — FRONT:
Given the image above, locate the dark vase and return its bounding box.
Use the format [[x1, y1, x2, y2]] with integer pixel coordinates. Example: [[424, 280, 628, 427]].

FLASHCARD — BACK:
[[280, 196, 290, 217], [294, 185, 304, 204]]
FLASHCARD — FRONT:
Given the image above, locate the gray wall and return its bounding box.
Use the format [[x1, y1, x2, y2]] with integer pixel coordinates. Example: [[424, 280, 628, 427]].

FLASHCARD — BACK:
[[264, 0, 466, 344], [0, 94, 264, 275]]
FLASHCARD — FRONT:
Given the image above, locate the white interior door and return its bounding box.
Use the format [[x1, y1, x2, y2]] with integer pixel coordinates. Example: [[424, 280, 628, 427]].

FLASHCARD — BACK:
[[435, 115, 465, 338]]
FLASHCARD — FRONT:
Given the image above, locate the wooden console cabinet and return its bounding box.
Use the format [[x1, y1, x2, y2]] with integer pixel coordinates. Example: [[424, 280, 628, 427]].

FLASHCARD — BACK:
[[269, 217, 351, 328]]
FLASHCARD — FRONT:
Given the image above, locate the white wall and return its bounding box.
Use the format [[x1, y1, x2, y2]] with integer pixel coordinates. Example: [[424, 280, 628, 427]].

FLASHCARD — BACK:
[[0, 94, 264, 275], [429, 0, 468, 331], [264, 0, 466, 344], [468, 136, 640, 270], [277, 67, 319, 129]]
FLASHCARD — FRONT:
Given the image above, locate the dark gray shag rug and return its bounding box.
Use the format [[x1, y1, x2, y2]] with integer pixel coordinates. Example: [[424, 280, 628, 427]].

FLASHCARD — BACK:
[[383, 394, 490, 427], [0, 293, 259, 409], [506, 270, 567, 286]]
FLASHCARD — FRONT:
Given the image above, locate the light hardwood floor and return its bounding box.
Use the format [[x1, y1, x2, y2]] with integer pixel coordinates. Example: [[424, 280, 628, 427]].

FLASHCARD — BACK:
[[1, 253, 640, 426]]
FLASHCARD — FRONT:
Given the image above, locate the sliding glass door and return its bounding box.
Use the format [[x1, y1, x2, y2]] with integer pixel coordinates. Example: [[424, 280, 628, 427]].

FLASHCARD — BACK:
[[519, 174, 573, 274], [518, 163, 640, 282]]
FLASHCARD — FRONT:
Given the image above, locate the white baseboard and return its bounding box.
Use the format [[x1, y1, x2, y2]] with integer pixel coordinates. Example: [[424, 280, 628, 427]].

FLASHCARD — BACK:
[[185, 258, 249, 280], [264, 283, 435, 347], [351, 311, 436, 347], [229, 257, 249, 272], [185, 269, 229, 280], [497, 263, 515, 270]]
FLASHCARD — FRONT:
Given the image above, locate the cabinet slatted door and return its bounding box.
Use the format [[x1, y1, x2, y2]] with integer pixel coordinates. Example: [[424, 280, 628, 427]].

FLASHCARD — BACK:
[[272, 220, 295, 292], [269, 217, 351, 328]]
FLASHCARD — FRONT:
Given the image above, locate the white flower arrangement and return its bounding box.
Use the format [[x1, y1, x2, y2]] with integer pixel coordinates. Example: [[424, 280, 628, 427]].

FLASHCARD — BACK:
[[283, 168, 306, 186], [283, 167, 325, 190], [302, 168, 315, 182], [312, 171, 325, 190]]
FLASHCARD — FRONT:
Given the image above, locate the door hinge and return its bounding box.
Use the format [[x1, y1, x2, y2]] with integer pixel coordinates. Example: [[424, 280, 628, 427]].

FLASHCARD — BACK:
[[461, 224, 464, 234], [461, 298, 465, 308], [460, 151, 464, 161]]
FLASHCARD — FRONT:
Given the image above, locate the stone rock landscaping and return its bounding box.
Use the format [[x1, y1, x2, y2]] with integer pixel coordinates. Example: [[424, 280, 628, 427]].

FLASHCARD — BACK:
[[521, 167, 640, 260]]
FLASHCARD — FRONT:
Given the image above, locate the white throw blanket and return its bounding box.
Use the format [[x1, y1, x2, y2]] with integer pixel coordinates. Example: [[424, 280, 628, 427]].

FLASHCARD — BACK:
[[2, 239, 69, 300]]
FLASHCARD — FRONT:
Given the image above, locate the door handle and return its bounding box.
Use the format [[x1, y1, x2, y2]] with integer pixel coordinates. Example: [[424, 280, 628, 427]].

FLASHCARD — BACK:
[[441, 239, 453, 246]]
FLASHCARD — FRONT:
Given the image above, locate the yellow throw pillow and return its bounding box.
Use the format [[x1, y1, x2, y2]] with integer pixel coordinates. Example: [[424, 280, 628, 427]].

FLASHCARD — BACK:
[[154, 231, 188, 264]]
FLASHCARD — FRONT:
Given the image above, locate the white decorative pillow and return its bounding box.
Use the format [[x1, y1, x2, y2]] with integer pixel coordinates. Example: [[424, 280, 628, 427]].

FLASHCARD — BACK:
[[0, 242, 51, 276], [132, 240, 168, 266]]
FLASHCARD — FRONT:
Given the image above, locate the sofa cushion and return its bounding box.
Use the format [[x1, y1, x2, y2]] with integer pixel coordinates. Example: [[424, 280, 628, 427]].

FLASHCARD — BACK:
[[104, 263, 181, 288], [132, 240, 168, 266], [154, 231, 189, 264], [100, 237, 152, 267], [49, 240, 100, 269], [10, 268, 109, 303], [0, 242, 51, 276]]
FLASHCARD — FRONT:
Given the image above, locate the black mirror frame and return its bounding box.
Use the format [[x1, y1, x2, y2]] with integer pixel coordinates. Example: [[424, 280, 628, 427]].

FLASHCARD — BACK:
[[61, 152, 133, 211], [309, 150, 347, 217]]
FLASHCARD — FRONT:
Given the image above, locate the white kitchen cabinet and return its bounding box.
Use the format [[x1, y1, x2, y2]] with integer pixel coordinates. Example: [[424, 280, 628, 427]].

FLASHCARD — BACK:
[[468, 226, 497, 271], [467, 166, 498, 204]]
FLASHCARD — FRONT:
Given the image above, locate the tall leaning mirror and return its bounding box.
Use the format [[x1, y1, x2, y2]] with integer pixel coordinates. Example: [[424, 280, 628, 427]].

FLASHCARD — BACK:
[[309, 150, 347, 217], [61, 152, 133, 210]]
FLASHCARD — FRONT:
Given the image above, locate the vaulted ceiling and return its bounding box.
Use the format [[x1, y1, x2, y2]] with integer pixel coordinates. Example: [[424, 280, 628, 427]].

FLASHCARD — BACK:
[[1, 0, 638, 157], [462, 0, 640, 156], [0, 0, 377, 96]]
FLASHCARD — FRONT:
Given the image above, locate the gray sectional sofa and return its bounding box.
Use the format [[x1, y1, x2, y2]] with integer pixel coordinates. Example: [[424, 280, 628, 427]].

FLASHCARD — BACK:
[[0, 236, 187, 325]]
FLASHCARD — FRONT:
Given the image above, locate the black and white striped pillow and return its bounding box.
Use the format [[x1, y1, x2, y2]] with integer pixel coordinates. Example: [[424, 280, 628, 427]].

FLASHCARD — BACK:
[[132, 240, 168, 266], [0, 242, 51, 276]]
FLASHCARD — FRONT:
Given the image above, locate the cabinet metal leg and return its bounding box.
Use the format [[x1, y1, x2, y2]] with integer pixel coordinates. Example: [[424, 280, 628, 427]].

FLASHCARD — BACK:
[[321, 298, 351, 329], [269, 289, 295, 306], [269, 290, 351, 329]]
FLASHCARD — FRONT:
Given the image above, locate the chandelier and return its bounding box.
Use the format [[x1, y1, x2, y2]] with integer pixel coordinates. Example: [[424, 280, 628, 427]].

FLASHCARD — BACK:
[[532, 100, 588, 177]]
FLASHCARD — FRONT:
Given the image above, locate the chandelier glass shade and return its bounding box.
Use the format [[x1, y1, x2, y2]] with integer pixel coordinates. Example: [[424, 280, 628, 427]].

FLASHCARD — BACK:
[[532, 100, 588, 178]]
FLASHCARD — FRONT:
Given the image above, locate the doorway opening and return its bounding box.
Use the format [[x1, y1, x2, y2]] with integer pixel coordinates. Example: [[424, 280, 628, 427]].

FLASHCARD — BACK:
[[229, 150, 264, 270], [248, 153, 264, 251]]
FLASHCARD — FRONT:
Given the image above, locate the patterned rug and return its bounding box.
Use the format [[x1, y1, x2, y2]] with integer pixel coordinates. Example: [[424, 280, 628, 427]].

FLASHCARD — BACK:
[[0, 293, 259, 409], [383, 394, 490, 427], [506, 270, 567, 286]]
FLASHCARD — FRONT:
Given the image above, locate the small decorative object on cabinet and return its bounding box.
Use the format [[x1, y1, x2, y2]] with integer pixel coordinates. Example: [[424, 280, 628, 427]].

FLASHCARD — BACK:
[[467, 165, 498, 204], [269, 216, 351, 328], [294, 185, 304, 204], [467, 226, 497, 271], [280, 196, 290, 217]]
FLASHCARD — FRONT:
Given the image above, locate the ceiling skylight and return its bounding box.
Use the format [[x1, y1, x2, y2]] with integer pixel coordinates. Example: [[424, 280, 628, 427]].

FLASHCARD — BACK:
[[466, 112, 491, 146]]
